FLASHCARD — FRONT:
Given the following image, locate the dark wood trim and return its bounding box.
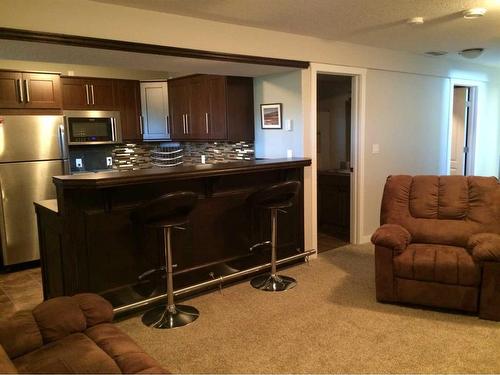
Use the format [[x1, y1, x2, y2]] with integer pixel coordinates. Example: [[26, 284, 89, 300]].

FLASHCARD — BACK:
[[0, 27, 310, 69], [53, 158, 312, 189]]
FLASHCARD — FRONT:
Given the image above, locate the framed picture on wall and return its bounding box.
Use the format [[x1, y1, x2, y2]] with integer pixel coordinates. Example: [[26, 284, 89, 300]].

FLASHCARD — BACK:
[[260, 103, 282, 129]]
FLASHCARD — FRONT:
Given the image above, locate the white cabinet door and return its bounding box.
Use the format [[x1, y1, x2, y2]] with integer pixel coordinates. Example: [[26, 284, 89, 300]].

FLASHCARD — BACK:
[[140, 81, 170, 141]]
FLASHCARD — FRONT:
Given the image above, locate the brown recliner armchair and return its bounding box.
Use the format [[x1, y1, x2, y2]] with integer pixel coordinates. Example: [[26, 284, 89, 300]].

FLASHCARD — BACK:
[[0, 293, 166, 373], [371, 175, 500, 320]]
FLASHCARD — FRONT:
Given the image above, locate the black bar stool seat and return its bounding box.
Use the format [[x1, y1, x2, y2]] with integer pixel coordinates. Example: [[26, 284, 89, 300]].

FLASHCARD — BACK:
[[248, 180, 301, 292], [133, 191, 199, 329]]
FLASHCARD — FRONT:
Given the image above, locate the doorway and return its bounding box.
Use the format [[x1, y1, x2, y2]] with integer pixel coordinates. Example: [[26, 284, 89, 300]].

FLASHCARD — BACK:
[[316, 74, 353, 252], [449, 85, 477, 176]]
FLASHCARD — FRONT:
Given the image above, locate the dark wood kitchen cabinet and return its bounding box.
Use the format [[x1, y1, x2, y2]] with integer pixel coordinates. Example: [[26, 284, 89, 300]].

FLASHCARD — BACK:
[[0, 71, 62, 109], [116, 79, 142, 141], [61, 77, 116, 110], [168, 74, 254, 142]]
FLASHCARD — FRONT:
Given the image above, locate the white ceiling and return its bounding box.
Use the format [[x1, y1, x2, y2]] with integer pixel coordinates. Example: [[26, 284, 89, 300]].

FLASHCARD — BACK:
[[94, 0, 500, 67]]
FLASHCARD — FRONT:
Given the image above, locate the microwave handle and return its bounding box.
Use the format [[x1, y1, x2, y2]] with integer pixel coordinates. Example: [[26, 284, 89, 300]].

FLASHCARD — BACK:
[[111, 118, 116, 141]]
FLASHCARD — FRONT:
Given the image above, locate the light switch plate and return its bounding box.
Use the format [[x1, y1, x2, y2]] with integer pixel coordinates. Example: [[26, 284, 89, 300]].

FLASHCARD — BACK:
[[106, 157, 113, 167], [372, 144, 380, 154], [75, 158, 83, 168], [285, 119, 293, 131]]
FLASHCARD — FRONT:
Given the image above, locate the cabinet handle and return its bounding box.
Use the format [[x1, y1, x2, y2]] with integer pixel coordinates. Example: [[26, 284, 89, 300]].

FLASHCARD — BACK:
[[185, 114, 189, 134], [85, 84, 90, 105], [90, 84, 95, 105], [17, 79, 23, 103], [205, 112, 209, 134], [24, 80, 30, 103], [182, 114, 186, 134], [165, 115, 170, 135], [139, 115, 144, 135]]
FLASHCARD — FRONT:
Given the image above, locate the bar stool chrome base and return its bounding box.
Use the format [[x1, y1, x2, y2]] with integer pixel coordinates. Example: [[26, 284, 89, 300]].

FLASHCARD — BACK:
[[250, 274, 297, 292], [141, 304, 199, 329]]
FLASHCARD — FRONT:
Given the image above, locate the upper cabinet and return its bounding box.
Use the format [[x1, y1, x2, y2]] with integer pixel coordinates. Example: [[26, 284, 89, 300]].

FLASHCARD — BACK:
[[168, 75, 254, 142], [61, 77, 116, 110], [140, 81, 170, 141], [0, 71, 62, 109], [116, 80, 142, 142]]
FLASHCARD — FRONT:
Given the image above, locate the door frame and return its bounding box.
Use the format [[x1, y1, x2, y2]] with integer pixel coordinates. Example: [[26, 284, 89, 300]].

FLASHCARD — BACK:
[[447, 79, 481, 176], [304, 63, 367, 254]]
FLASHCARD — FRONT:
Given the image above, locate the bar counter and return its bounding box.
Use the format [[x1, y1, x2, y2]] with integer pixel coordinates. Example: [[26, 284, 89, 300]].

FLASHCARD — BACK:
[[35, 158, 311, 312]]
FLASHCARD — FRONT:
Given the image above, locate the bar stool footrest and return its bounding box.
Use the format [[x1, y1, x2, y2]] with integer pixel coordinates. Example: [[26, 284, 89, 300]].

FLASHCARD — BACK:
[[250, 274, 297, 292], [141, 304, 199, 329]]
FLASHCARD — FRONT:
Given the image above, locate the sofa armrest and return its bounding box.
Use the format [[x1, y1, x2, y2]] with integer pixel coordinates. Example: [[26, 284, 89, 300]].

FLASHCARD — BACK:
[[32, 293, 114, 344], [0, 311, 43, 360], [468, 233, 500, 262], [0, 345, 17, 373], [371, 224, 412, 253]]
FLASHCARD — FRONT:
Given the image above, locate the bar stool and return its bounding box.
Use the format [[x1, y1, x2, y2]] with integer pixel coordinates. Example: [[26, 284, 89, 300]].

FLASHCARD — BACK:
[[248, 180, 301, 292], [133, 191, 199, 329]]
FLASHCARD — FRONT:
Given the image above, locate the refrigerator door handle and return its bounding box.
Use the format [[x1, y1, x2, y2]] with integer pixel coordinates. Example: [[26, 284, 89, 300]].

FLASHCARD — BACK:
[[0, 186, 9, 264], [58, 124, 69, 160]]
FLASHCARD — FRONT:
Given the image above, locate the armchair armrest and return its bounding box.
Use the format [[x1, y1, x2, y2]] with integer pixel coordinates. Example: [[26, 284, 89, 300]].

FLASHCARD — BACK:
[[32, 293, 113, 344], [468, 233, 500, 262], [371, 224, 412, 252]]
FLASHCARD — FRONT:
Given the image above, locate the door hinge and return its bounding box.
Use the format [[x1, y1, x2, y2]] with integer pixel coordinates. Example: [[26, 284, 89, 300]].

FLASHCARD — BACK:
[[463, 146, 469, 154]]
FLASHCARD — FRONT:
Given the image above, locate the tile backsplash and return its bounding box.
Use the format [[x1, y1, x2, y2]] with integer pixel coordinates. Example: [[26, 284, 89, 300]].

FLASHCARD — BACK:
[[109, 141, 255, 171], [69, 145, 115, 173]]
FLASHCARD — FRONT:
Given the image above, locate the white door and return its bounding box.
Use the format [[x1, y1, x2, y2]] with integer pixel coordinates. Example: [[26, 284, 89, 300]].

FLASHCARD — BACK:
[[140, 81, 170, 141], [450, 87, 468, 175]]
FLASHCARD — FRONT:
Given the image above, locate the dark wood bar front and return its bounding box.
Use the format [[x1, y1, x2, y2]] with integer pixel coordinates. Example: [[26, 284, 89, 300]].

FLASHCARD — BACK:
[[35, 158, 311, 310]]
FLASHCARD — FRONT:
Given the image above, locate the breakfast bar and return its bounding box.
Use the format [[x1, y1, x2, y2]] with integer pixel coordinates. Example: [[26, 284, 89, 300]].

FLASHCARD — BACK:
[[35, 158, 311, 312]]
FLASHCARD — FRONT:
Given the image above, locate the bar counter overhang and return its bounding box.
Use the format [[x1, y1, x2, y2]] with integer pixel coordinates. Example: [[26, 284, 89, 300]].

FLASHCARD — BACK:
[[35, 158, 312, 314]]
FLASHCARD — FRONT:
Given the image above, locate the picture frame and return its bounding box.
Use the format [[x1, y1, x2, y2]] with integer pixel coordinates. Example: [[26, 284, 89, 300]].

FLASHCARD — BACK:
[[260, 103, 282, 129]]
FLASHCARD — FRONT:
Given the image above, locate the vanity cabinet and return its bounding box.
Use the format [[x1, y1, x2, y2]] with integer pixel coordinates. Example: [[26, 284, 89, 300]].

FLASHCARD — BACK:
[[61, 77, 116, 110], [0, 71, 62, 109], [168, 74, 254, 142]]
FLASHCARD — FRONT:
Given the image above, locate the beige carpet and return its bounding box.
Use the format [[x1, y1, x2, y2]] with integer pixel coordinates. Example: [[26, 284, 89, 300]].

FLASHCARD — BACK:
[[117, 244, 500, 373]]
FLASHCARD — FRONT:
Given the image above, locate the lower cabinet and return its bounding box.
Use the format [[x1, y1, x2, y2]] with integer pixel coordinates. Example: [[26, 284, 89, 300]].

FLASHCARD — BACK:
[[317, 171, 350, 241]]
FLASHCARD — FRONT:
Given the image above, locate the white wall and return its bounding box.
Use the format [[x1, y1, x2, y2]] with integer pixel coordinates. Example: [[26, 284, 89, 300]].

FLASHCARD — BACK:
[[253, 71, 303, 158], [0, 59, 168, 80], [363, 70, 451, 236]]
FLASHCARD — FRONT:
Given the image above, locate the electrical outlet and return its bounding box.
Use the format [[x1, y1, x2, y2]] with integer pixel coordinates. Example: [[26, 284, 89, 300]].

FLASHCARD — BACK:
[[75, 158, 83, 168], [106, 157, 113, 167]]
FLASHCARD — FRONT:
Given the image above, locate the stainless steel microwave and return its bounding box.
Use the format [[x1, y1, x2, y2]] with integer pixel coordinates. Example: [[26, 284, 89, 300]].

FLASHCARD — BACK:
[[64, 110, 122, 145]]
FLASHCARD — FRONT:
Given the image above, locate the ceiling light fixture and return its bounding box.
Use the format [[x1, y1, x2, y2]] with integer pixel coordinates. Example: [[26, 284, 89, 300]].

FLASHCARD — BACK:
[[462, 8, 487, 19], [458, 48, 485, 59], [407, 17, 424, 25], [425, 51, 448, 56]]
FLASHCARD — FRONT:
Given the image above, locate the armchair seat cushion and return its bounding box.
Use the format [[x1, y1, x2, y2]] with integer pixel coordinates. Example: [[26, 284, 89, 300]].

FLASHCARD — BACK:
[[394, 243, 481, 287]]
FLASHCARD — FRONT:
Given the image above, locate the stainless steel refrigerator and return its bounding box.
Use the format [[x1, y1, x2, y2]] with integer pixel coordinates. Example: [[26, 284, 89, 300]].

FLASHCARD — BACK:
[[0, 115, 69, 266]]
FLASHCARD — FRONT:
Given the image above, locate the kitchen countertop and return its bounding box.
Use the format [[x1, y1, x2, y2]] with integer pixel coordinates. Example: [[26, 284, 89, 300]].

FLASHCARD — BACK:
[[53, 158, 312, 189], [34, 199, 58, 213]]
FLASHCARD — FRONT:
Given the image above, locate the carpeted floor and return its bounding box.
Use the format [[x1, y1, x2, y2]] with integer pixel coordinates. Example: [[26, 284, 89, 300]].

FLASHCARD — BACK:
[[117, 243, 500, 373]]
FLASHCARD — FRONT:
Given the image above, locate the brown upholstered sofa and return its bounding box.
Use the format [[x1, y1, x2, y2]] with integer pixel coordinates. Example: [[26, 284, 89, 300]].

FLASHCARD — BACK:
[[371, 175, 500, 320], [0, 293, 166, 373]]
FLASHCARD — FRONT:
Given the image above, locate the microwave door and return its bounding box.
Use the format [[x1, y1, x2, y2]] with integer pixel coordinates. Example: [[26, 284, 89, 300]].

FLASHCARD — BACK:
[[66, 114, 120, 145]]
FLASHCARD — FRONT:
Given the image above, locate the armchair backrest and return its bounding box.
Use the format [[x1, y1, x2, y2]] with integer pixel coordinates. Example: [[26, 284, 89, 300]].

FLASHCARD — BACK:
[[381, 175, 500, 247]]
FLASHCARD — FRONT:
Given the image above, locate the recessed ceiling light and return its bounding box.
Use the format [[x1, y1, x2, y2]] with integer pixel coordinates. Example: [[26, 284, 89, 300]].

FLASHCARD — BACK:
[[425, 51, 448, 56], [407, 17, 424, 25], [458, 48, 485, 59], [463, 8, 487, 19]]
